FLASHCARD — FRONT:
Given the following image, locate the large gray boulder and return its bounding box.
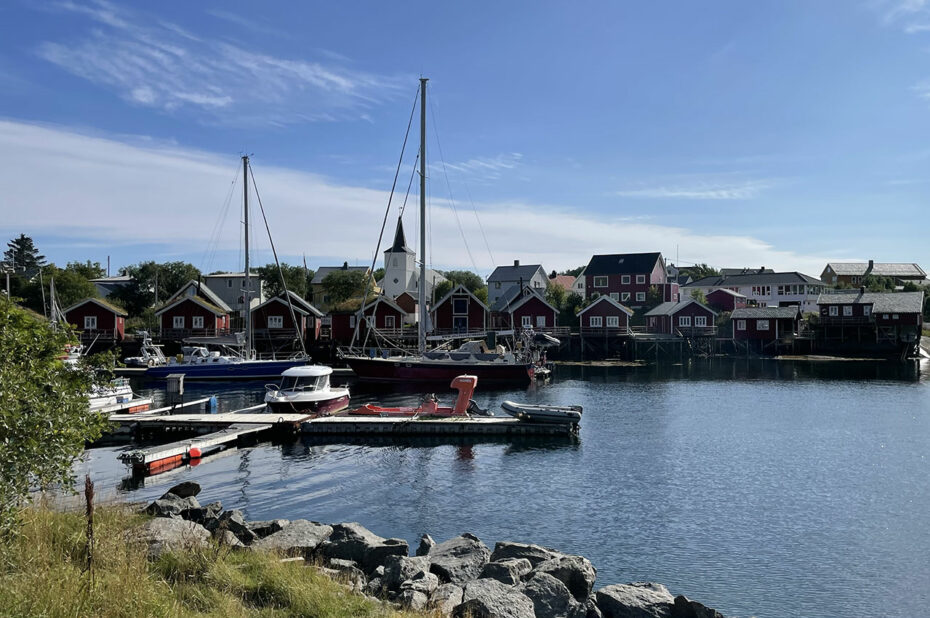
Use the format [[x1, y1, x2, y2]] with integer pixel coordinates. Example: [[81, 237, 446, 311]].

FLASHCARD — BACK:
[[416, 533, 436, 556], [595, 583, 674, 618], [181, 500, 222, 525], [490, 541, 561, 567], [132, 517, 210, 559], [401, 571, 440, 596], [398, 589, 430, 611], [520, 572, 586, 618], [430, 533, 491, 584], [480, 558, 533, 585], [251, 519, 333, 558], [382, 555, 431, 593], [670, 595, 726, 618], [162, 481, 201, 498], [248, 519, 289, 539], [320, 522, 408, 574], [452, 578, 535, 618], [532, 554, 597, 602], [145, 493, 200, 518], [205, 509, 257, 545], [431, 583, 464, 616]]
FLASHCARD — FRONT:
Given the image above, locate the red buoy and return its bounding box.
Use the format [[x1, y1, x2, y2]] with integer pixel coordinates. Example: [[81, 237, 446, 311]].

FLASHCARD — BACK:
[[189, 447, 202, 459]]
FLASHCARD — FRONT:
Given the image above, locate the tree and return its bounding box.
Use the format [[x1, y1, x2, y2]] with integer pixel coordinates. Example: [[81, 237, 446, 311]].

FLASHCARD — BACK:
[[0, 296, 109, 535], [65, 260, 106, 280], [560, 266, 585, 277], [372, 268, 385, 283], [4, 234, 46, 275], [433, 270, 488, 302], [689, 288, 707, 305], [321, 270, 366, 305], [16, 265, 98, 316], [256, 262, 311, 299], [862, 275, 895, 292], [680, 263, 719, 280], [643, 285, 664, 311], [546, 280, 567, 312], [560, 292, 584, 327], [111, 261, 201, 315]]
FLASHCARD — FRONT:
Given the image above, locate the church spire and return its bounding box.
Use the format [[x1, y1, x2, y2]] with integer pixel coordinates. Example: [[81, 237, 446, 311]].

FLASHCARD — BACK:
[[387, 217, 413, 254]]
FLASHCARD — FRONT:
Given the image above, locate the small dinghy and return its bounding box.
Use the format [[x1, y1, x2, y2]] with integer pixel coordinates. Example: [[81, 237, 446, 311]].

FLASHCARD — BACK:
[[500, 400, 582, 425]]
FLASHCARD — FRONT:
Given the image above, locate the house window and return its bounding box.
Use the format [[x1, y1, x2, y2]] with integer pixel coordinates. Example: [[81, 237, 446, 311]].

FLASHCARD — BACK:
[[863, 306, 871, 317], [752, 286, 771, 297], [621, 292, 631, 301], [882, 314, 889, 319], [453, 298, 468, 314], [349, 315, 356, 328], [173, 316, 185, 329], [607, 315, 619, 328], [84, 316, 97, 330], [828, 306, 838, 316], [893, 314, 899, 320], [736, 319, 746, 331], [576, 282, 583, 289], [227, 280, 233, 288], [193, 316, 204, 329], [679, 316, 691, 327], [268, 315, 283, 329], [589, 316, 602, 327], [385, 315, 396, 329], [757, 319, 769, 330], [536, 315, 546, 327], [521, 315, 532, 328], [610, 292, 619, 301], [636, 275, 646, 284], [636, 292, 645, 302], [621, 275, 630, 284], [843, 305, 853, 317], [695, 316, 707, 327], [495, 282, 501, 289], [594, 276, 608, 288]]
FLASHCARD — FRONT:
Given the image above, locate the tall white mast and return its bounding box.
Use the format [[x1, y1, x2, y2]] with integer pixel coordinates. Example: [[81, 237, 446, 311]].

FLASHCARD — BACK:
[[417, 78, 428, 355], [243, 155, 252, 360]]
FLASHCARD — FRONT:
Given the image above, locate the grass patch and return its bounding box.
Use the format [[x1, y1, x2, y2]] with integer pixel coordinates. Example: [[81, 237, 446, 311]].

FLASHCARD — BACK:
[[0, 501, 429, 618]]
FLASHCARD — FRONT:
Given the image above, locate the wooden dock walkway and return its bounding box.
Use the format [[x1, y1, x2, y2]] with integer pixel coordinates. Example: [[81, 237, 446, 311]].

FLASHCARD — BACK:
[[301, 415, 577, 436]]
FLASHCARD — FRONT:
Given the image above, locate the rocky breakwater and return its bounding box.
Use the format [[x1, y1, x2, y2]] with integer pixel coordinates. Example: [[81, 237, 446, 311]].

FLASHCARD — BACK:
[[136, 482, 728, 618]]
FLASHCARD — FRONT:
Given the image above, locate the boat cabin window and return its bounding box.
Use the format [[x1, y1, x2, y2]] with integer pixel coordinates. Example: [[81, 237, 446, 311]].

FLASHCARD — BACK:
[[281, 375, 329, 390]]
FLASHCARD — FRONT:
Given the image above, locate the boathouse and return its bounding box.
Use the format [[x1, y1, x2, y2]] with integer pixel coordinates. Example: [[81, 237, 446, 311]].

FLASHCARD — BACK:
[[815, 290, 924, 347], [706, 288, 748, 313], [577, 295, 633, 334], [431, 284, 488, 335], [820, 261, 926, 287], [251, 291, 324, 349], [490, 286, 559, 331], [731, 306, 801, 343], [63, 298, 127, 345], [583, 252, 679, 309], [328, 296, 408, 344], [155, 296, 230, 340], [644, 299, 717, 337]]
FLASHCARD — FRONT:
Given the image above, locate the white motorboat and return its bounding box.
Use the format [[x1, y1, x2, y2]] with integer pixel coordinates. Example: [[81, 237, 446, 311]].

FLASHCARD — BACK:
[[124, 331, 167, 367], [500, 400, 583, 425], [264, 366, 350, 415], [88, 377, 135, 410]]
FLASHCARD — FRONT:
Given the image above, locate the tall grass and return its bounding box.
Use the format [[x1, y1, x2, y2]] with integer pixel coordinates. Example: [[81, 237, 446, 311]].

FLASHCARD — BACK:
[[0, 501, 429, 618]]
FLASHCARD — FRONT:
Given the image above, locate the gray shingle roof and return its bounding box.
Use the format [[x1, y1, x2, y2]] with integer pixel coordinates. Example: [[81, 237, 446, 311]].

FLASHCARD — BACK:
[[645, 299, 716, 317], [816, 291, 924, 313], [731, 306, 801, 319], [825, 262, 926, 277], [685, 271, 822, 287], [488, 263, 544, 284]]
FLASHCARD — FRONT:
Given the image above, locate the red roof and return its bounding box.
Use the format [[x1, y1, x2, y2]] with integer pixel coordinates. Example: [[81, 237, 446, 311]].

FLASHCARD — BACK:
[[549, 275, 575, 291]]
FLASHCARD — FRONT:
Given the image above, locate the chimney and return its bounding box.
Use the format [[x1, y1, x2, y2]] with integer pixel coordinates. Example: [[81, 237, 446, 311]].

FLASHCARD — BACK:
[[866, 259, 874, 275], [514, 259, 520, 267]]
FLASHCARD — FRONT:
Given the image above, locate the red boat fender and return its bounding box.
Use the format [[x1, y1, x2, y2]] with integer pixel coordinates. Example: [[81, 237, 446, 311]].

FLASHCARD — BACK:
[[189, 447, 202, 459]]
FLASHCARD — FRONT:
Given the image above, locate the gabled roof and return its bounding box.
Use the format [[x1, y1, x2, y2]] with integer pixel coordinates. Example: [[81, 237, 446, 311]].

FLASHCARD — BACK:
[[385, 218, 413, 254], [507, 288, 559, 315], [731, 306, 801, 319], [816, 291, 924, 313], [720, 267, 773, 276], [362, 296, 407, 315], [577, 295, 634, 317], [154, 295, 228, 317], [645, 298, 717, 317], [253, 291, 324, 318], [203, 271, 258, 278], [89, 275, 133, 284], [165, 280, 232, 312], [433, 284, 489, 312], [707, 288, 747, 299], [685, 271, 821, 288], [311, 264, 370, 285], [63, 297, 128, 317], [584, 252, 662, 276], [824, 262, 926, 278], [488, 263, 545, 283], [490, 283, 526, 312], [548, 275, 575, 291]]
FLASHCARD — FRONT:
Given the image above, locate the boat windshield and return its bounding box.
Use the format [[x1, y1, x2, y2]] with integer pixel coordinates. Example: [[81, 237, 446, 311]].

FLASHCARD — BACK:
[[281, 375, 328, 391]]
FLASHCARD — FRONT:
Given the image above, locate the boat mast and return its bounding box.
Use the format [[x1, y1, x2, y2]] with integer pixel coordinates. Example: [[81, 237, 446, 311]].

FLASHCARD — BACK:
[[417, 78, 428, 355], [243, 155, 252, 360]]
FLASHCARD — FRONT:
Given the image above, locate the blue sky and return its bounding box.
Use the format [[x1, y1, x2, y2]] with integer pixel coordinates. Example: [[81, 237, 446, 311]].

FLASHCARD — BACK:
[[1, 0, 929, 278]]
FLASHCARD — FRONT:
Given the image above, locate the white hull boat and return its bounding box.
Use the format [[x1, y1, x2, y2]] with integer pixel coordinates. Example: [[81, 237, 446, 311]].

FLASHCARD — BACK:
[[264, 366, 350, 416], [500, 400, 582, 425]]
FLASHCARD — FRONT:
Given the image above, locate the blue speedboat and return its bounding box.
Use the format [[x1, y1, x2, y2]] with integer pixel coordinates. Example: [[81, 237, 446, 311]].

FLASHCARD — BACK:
[[144, 346, 308, 380]]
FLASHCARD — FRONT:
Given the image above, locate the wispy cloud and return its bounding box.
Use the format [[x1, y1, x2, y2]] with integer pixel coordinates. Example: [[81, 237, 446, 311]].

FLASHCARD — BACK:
[[35, 0, 403, 125], [0, 120, 833, 276], [876, 0, 930, 30], [615, 178, 772, 200], [204, 8, 283, 37], [431, 153, 524, 182]]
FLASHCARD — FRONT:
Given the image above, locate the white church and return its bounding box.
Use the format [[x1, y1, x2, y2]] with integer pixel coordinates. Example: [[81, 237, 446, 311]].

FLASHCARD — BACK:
[[380, 217, 446, 322]]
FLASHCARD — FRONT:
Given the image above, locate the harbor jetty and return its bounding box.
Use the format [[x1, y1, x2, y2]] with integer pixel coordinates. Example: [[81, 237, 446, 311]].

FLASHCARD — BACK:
[[137, 480, 729, 618]]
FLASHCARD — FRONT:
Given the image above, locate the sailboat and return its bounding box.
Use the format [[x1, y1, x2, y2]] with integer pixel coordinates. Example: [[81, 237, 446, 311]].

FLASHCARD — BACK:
[[340, 79, 545, 386], [145, 156, 310, 380]]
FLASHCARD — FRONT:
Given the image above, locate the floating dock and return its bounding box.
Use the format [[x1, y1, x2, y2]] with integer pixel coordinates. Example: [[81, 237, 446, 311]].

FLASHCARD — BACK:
[[301, 415, 577, 436], [93, 397, 153, 415]]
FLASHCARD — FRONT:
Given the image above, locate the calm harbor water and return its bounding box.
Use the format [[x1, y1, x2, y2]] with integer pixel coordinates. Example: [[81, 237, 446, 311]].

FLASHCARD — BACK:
[[78, 360, 930, 618]]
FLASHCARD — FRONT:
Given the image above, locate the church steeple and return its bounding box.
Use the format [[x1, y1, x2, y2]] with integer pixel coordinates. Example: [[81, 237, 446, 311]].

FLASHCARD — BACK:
[[387, 217, 413, 254]]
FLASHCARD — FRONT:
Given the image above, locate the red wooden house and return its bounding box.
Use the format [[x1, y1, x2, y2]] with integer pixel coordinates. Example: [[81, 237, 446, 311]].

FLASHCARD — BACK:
[[431, 284, 488, 334], [577, 295, 633, 334], [644, 299, 717, 336], [251, 291, 324, 345], [731, 306, 801, 341], [394, 291, 419, 325], [64, 298, 127, 344], [155, 296, 230, 340], [706, 288, 748, 313], [328, 297, 408, 344], [490, 286, 559, 330], [583, 252, 679, 309]]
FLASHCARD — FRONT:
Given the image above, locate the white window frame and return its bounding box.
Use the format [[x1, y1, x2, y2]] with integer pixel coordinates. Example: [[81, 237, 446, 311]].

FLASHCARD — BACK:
[[593, 276, 608, 288], [828, 306, 838, 316], [636, 292, 645, 302], [452, 298, 468, 315], [84, 315, 97, 330], [267, 315, 283, 329], [173, 316, 185, 329], [610, 292, 619, 301], [893, 314, 899, 320], [863, 306, 871, 317], [192, 315, 205, 329], [521, 315, 532, 328], [536, 315, 546, 327], [678, 315, 691, 327], [621, 275, 630, 285], [621, 292, 631, 301], [736, 319, 746, 331], [589, 316, 603, 327], [843, 305, 853, 317], [384, 315, 396, 329], [606, 315, 620, 328], [349, 315, 356, 328], [757, 319, 770, 330], [695, 315, 707, 327], [636, 275, 646, 284]]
